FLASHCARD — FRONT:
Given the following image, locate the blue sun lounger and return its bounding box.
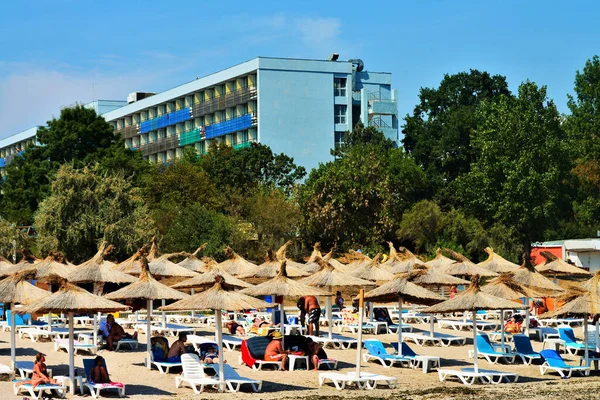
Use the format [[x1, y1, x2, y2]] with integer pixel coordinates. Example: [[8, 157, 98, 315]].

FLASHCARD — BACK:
[[469, 334, 516, 364], [539, 349, 590, 378], [363, 340, 412, 368], [558, 327, 595, 355], [513, 334, 542, 365]]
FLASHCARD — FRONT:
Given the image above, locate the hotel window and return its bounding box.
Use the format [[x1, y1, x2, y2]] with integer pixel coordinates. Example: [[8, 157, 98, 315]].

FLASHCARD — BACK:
[[335, 131, 345, 145], [334, 78, 347, 97], [334, 105, 347, 124]]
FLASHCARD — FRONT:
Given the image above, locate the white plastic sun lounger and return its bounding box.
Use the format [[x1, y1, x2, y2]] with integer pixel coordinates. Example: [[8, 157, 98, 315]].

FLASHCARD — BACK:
[[318, 372, 397, 390], [175, 354, 222, 394], [308, 334, 358, 349], [403, 332, 466, 347], [437, 319, 499, 331], [13, 378, 66, 399], [222, 335, 243, 351], [54, 338, 97, 355], [214, 364, 262, 392], [19, 327, 58, 343]]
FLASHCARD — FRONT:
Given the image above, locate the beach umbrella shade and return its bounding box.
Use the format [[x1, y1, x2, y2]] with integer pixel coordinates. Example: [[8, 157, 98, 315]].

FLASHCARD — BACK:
[[177, 244, 209, 272], [580, 271, 600, 294], [349, 254, 395, 282], [116, 247, 148, 275], [105, 255, 189, 369], [241, 260, 332, 346], [218, 247, 258, 276], [21, 279, 129, 394], [172, 259, 252, 290], [477, 247, 521, 274], [321, 246, 348, 272], [344, 251, 373, 271], [535, 251, 592, 278], [0, 256, 18, 278], [240, 247, 309, 279], [23, 251, 74, 280], [363, 275, 444, 355], [299, 260, 374, 339], [438, 249, 498, 278], [160, 276, 270, 391], [68, 241, 137, 345], [423, 276, 526, 373], [383, 245, 421, 274], [0, 270, 52, 366], [302, 243, 325, 273], [424, 248, 456, 270]]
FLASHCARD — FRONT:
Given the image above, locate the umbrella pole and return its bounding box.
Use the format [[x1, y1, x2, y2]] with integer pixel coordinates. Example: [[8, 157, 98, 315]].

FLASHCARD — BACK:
[[161, 299, 166, 328], [369, 302, 374, 323], [430, 315, 435, 338], [326, 287, 333, 340], [190, 288, 195, 321], [397, 296, 403, 356], [93, 313, 98, 347], [584, 316, 589, 367], [68, 312, 75, 395], [10, 303, 15, 368], [472, 312, 478, 374], [525, 308, 530, 337], [271, 295, 276, 322], [441, 286, 445, 298], [500, 309, 505, 350], [280, 302, 285, 349], [146, 299, 152, 369], [596, 319, 599, 352], [215, 309, 224, 393], [47, 311, 53, 332], [355, 289, 364, 378]]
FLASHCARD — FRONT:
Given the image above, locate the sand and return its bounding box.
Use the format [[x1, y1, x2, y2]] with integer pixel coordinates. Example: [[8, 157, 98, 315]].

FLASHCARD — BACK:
[[1, 319, 599, 400]]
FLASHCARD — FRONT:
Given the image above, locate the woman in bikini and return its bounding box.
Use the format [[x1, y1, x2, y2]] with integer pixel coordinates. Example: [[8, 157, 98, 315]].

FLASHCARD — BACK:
[[17, 353, 58, 388]]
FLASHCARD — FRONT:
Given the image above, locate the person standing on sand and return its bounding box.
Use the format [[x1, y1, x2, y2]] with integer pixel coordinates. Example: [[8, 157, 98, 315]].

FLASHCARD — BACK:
[[299, 296, 321, 336]]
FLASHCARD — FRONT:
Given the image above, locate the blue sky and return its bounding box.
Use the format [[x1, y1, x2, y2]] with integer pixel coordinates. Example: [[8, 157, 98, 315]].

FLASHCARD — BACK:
[[1, 0, 598, 139]]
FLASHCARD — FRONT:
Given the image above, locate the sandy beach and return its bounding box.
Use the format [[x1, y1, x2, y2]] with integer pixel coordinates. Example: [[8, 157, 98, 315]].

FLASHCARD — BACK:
[[1, 320, 599, 400]]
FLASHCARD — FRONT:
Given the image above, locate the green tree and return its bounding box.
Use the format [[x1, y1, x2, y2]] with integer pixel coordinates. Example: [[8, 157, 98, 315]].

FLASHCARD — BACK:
[[299, 125, 427, 252], [458, 81, 571, 256], [34, 164, 156, 263], [1, 105, 148, 224], [402, 70, 511, 203], [0, 218, 29, 260]]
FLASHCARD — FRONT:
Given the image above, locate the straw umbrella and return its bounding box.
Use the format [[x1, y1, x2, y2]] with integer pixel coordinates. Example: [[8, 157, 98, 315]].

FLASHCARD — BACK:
[[105, 256, 189, 369], [277, 240, 317, 272], [68, 242, 136, 346], [0, 271, 51, 366], [344, 251, 373, 271], [302, 243, 325, 273], [240, 248, 309, 279], [218, 247, 258, 276], [177, 244, 209, 272], [0, 256, 17, 278], [438, 249, 498, 278], [363, 275, 443, 355], [115, 247, 147, 275], [349, 254, 395, 281], [321, 246, 348, 272], [241, 260, 332, 346], [23, 251, 74, 280], [477, 247, 521, 273], [381, 244, 419, 274], [425, 248, 456, 269], [22, 280, 129, 394], [536, 251, 592, 279], [172, 259, 252, 290], [160, 276, 270, 391], [423, 276, 526, 373], [404, 265, 469, 336], [299, 260, 373, 339]]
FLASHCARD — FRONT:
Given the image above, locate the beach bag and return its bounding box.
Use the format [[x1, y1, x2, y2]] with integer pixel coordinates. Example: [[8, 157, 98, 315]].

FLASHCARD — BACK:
[[151, 336, 169, 362]]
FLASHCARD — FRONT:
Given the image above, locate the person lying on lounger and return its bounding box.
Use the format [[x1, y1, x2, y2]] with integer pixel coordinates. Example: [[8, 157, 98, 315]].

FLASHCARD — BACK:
[[227, 320, 245, 336], [16, 353, 58, 389]]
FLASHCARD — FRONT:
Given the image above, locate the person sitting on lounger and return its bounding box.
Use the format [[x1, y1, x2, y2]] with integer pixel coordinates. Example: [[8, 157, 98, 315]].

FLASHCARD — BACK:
[[167, 332, 188, 363], [227, 320, 245, 336], [17, 353, 58, 389], [91, 356, 110, 383], [250, 317, 276, 334], [264, 331, 290, 371], [105, 314, 138, 351], [306, 337, 322, 371]]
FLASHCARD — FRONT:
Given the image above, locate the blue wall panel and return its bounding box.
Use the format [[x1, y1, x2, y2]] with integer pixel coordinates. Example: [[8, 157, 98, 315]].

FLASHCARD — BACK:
[[204, 114, 252, 139], [140, 108, 191, 133], [0, 158, 4, 168]]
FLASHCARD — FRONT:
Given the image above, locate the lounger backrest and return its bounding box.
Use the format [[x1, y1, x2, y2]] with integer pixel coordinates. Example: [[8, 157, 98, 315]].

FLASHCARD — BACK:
[[540, 349, 567, 367], [364, 340, 388, 356], [150, 336, 170, 362], [475, 334, 495, 353], [558, 327, 577, 343], [221, 364, 241, 379], [181, 353, 207, 379], [513, 334, 534, 354]]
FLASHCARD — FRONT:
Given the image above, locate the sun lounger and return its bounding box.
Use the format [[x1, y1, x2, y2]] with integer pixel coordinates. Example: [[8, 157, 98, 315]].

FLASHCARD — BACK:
[[461, 368, 519, 383], [214, 364, 262, 392], [13, 378, 66, 399], [438, 368, 518, 385], [540, 349, 590, 378], [386, 323, 414, 334], [559, 327, 595, 355], [513, 334, 542, 365], [391, 342, 441, 373], [152, 323, 196, 337], [54, 338, 97, 355], [339, 322, 376, 334], [363, 339, 412, 368], [0, 363, 13, 379], [15, 361, 36, 378], [318, 372, 372, 390], [82, 357, 126, 398], [175, 353, 222, 394], [468, 334, 516, 364], [151, 336, 182, 373], [437, 319, 499, 331], [308, 334, 357, 349], [403, 330, 466, 347], [346, 372, 398, 389], [19, 327, 58, 343], [186, 334, 216, 352], [222, 335, 243, 351]]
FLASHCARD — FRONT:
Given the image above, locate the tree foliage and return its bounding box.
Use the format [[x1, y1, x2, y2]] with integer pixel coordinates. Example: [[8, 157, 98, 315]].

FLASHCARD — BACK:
[[0, 218, 29, 260], [34, 164, 156, 263]]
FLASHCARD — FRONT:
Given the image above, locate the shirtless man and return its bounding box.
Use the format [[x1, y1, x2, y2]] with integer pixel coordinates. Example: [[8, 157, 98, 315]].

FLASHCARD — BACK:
[[167, 332, 188, 363], [264, 332, 289, 370], [306, 337, 322, 371], [106, 314, 138, 351], [300, 296, 321, 336]]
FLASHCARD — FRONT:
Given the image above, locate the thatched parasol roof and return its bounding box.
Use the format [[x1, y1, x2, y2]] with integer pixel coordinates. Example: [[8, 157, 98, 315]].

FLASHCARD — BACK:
[[535, 251, 591, 277], [404, 264, 469, 286], [362, 275, 444, 305], [321, 246, 348, 272], [0, 270, 52, 305], [579, 271, 600, 294], [424, 248, 456, 269], [344, 251, 373, 271], [349, 254, 395, 281], [299, 260, 374, 288], [481, 274, 543, 300], [241, 260, 332, 297], [218, 247, 258, 276], [423, 276, 525, 313], [0, 256, 18, 278], [161, 276, 269, 312], [23, 251, 74, 280], [541, 274, 600, 317], [22, 279, 129, 314], [116, 246, 148, 275], [510, 254, 564, 294], [172, 259, 252, 289], [178, 244, 209, 272], [438, 249, 497, 277], [302, 242, 324, 273], [105, 256, 189, 301], [240, 247, 309, 279], [69, 242, 136, 284], [477, 247, 521, 273], [383, 245, 421, 274], [149, 254, 199, 278]]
